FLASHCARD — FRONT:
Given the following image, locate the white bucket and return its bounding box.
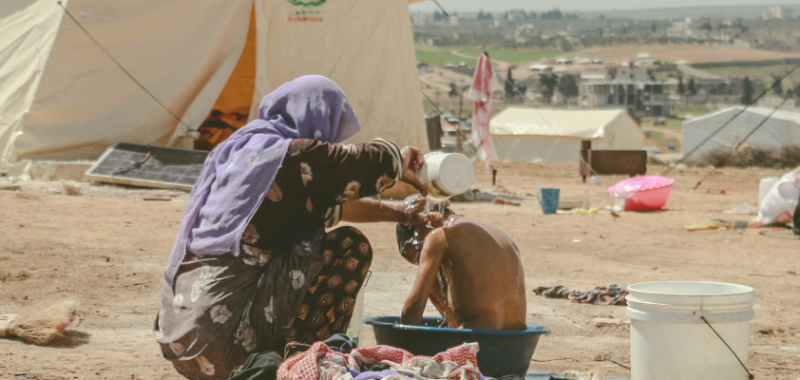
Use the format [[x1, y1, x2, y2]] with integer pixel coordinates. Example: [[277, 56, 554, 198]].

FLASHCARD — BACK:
[[626, 281, 755, 380], [416, 152, 475, 199], [759, 177, 779, 207]]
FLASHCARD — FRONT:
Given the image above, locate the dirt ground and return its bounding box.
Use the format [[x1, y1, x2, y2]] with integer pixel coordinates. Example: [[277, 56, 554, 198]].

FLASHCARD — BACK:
[[574, 44, 800, 65], [1, 163, 799, 380]]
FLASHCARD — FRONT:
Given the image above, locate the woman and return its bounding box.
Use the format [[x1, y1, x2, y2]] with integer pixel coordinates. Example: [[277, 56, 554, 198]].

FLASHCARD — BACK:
[[155, 76, 436, 379]]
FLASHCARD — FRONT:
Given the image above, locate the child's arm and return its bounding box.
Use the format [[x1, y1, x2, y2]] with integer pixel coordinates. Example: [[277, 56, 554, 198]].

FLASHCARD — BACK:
[[401, 228, 448, 326]]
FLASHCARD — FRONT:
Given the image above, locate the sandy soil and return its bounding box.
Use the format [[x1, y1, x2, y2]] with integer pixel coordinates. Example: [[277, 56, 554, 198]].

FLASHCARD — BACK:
[[1, 163, 799, 380]]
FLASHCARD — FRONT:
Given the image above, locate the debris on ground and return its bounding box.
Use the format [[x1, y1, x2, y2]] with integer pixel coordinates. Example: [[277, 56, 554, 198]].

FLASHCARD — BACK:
[[493, 198, 520, 206], [592, 318, 629, 328], [534, 285, 629, 306], [725, 203, 759, 215], [63, 183, 82, 196], [1, 300, 80, 345]]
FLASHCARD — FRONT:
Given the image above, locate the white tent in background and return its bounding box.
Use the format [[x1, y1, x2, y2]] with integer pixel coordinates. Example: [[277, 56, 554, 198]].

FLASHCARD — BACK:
[[683, 106, 800, 160], [490, 108, 644, 164], [0, 0, 426, 174]]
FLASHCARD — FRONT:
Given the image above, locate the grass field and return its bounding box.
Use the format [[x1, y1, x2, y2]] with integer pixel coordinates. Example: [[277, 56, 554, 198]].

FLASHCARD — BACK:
[[416, 49, 477, 68], [454, 47, 561, 64], [674, 104, 711, 118]]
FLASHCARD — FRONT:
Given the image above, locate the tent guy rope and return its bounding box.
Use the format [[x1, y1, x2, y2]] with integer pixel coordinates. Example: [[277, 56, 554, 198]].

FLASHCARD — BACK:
[[57, 1, 193, 133]]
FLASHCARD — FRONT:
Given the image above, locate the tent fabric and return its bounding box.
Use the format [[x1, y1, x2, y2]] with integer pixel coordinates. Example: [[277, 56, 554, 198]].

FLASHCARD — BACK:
[[245, 0, 426, 150], [490, 108, 643, 164], [1, 0, 427, 171], [1, 0, 252, 167], [0, 0, 65, 170], [682, 106, 800, 160]]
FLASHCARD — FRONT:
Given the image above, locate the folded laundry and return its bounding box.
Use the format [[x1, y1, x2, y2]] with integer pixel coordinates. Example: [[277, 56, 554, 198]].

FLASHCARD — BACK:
[[533, 285, 628, 306], [278, 342, 482, 380]]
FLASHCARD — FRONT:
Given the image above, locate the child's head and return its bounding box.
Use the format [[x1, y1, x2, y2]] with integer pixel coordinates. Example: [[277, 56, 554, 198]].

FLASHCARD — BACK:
[[395, 195, 456, 264]]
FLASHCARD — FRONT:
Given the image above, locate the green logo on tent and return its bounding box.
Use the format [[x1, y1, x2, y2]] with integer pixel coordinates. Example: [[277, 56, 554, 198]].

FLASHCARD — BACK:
[[287, 0, 325, 6]]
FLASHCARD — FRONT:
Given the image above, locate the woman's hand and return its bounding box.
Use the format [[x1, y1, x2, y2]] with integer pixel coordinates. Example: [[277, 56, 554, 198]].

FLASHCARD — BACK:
[[400, 146, 428, 196], [397, 195, 443, 226]]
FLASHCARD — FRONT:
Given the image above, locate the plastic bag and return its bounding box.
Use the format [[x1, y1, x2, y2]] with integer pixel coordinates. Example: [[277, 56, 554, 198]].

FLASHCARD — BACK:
[[757, 166, 800, 224]]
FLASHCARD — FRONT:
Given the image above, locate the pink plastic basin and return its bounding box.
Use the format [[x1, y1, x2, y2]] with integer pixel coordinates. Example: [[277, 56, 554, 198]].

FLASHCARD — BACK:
[[608, 176, 674, 212]]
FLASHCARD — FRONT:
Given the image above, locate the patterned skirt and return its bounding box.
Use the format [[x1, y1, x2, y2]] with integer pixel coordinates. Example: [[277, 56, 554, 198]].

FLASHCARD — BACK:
[[154, 226, 373, 380]]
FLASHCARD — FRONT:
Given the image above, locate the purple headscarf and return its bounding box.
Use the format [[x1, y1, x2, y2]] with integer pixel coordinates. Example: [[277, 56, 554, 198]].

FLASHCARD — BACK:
[[165, 76, 361, 285]]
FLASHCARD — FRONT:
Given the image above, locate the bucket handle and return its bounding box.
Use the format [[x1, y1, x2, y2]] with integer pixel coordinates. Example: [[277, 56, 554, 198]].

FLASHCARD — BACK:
[[701, 316, 754, 379]]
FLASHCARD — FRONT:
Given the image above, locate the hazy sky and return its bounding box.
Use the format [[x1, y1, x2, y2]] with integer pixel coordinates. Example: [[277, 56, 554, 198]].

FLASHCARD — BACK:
[[409, 0, 799, 13]]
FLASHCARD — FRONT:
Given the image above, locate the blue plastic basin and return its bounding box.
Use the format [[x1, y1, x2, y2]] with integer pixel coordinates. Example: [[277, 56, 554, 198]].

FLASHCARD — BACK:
[[364, 316, 549, 378]]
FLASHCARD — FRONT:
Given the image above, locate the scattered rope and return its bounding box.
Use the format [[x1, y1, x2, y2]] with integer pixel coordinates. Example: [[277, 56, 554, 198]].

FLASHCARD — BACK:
[[109, 145, 152, 188], [608, 359, 631, 370]]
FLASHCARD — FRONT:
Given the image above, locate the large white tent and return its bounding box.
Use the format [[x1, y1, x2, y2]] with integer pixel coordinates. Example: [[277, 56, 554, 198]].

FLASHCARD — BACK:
[[683, 106, 800, 160], [490, 108, 644, 164], [0, 0, 427, 173]]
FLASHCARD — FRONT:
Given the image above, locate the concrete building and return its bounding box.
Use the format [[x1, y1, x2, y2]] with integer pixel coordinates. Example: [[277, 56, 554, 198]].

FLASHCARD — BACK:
[[763, 5, 793, 20], [667, 21, 691, 39], [579, 67, 671, 117]]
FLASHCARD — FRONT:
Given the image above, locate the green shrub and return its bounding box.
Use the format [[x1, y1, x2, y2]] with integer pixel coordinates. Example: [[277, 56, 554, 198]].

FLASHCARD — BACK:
[[698, 145, 800, 168]]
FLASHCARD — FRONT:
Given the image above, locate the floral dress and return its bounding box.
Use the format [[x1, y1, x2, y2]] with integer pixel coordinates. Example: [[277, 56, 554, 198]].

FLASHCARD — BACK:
[[154, 138, 401, 380]]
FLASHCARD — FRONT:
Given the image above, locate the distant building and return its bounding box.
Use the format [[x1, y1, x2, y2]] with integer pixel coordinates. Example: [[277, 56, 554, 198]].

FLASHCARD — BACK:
[[411, 13, 433, 27], [667, 21, 691, 39], [506, 10, 528, 21], [763, 5, 793, 20], [529, 64, 552, 73], [579, 67, 671, 117]]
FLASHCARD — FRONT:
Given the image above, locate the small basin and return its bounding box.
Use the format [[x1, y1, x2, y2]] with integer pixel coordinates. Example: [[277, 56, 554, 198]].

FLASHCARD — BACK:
[[364, 316, 550, 378]]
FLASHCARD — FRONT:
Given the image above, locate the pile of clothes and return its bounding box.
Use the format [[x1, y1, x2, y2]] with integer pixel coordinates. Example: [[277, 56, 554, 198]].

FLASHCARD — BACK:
[[533, 284, 629, 306], [279, 341, 483, 380], [228, 334, 485, 380]]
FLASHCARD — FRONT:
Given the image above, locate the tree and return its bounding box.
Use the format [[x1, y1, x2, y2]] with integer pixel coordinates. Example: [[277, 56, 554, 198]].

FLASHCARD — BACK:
[[539, 73, 559, 104], [477, 10, 485, 20], [700, 21, 713, 31], [677, 78, 685, 96], [541, 8, 563, 20], [772, 74, 784, 97], [558, 74, 579, 102], [687, 78, 697, 97], [448, 82, 459, 98], [741, 77, 754, 105], [651, 21, 657, 33], [433, 10, 443, 22], [517, 84, 528, 97], [529, 11, 537, 19], [504, 67, 516, 99]]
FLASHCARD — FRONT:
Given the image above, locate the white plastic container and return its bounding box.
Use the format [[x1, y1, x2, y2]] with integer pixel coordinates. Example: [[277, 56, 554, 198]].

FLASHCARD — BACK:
[[416, 152, 475, 199], [345, 289, 365, 345], [759, 177, 779, 206], [626, 281, 755, 380]]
